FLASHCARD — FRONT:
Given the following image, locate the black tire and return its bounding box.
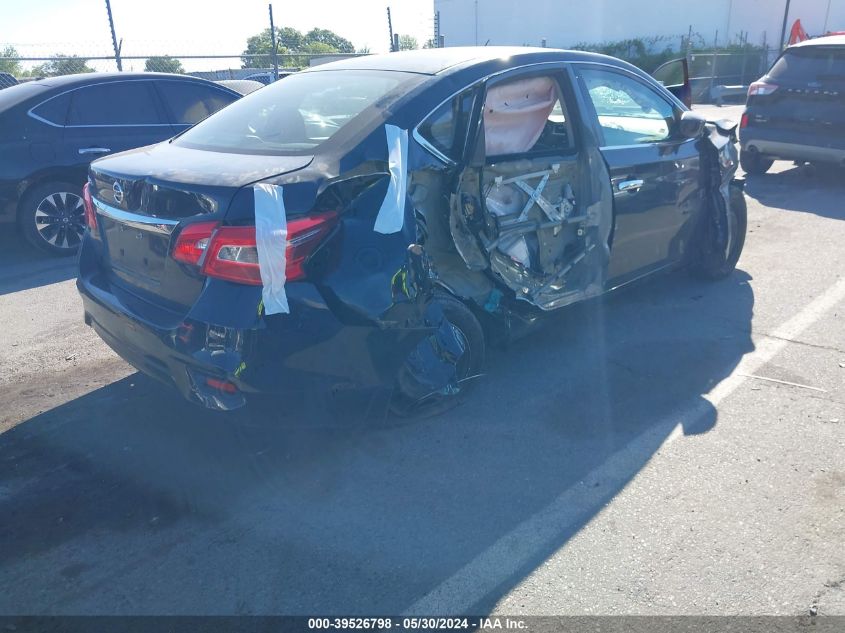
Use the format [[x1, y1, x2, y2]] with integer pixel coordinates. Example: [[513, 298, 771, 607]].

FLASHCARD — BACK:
[[739, 150, 773, 175], [390, 293, 486, 418], [689, 186, 747, 281], [18, 181, 86, 256]]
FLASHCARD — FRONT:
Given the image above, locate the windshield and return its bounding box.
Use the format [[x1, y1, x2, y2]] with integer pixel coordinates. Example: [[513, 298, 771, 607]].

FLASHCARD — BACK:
[[768, 47, 845, 82], [174, 69, 421, 154]]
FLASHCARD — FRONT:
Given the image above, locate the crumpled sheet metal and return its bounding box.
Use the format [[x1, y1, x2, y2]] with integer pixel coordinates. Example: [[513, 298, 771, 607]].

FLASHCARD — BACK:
[[449, 145, 613, 311], [374, 124, 409, 234], [486, 145, 612, 311], [254, 183, 290, 315], [704, 120, 739, 255], [484, 77, 557, 156], [400, 302, 466, 400]]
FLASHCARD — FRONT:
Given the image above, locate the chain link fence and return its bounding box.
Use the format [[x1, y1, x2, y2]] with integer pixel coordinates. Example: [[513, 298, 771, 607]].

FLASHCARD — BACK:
[[686, 48, 780, 104], [0, 42, 782, 104], [0, 48, 369, 89]]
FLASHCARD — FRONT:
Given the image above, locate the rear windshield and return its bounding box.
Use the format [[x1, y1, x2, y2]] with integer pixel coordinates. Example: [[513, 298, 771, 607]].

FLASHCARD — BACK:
[[768, 47, 845, 82], [174, 69, 423, 155]]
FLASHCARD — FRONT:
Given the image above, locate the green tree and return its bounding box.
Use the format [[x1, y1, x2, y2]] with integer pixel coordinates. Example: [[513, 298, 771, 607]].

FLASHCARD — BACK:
[[304, 28, 354, 53], [145, 55, 184, 73], [32, 55, 94, 77], [301, 42, 337, 56], [0, 45, 21, 75], [241, 26, 354, 68], [242, 26, 308, 68], [277, 26, 307, 51], [398, 35, 418, 51]]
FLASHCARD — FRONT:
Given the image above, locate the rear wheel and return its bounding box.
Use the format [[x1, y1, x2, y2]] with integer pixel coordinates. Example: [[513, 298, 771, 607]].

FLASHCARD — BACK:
[[689, 186, 747, 280], [19, 181, 86, 256], [739, 150, 773, 175], [390, 293, 485, 418]]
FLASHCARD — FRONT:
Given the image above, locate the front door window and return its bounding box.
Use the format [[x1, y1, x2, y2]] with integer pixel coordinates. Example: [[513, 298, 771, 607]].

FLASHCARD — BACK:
[[579, 68, 676, 147]]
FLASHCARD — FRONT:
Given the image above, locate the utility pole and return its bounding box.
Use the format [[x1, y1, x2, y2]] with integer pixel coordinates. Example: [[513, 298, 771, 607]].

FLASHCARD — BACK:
[[474, 0, 478, 45], [269, 4, 279, 80], [823, 0, 833, 34], [387, 7, 395, 52], [104, 0, 122, 71], [779, 0, 792, 50]]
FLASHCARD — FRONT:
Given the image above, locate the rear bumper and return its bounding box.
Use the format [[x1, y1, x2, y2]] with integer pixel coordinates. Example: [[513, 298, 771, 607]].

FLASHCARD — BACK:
[[77, 266, 428, 411], [741, 127, 845, 164], [78, 271, 251, 410]]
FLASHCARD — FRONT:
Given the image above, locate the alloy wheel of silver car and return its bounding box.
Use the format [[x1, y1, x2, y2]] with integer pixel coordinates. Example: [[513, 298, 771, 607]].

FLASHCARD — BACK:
[[34, 191, 86, 251]]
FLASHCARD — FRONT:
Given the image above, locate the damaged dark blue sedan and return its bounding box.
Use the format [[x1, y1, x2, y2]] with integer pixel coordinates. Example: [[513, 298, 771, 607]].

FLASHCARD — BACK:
[[77, 47, 745, 415]]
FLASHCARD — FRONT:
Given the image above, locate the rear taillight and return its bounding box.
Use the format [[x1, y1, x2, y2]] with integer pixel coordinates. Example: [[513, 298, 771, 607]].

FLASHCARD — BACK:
[[82, 182, 97, 235], [740, 112, 749, 129], [172, 221, 218, 266], [285, 212, 339, 281], [171, 212, 338, 286], [748, 81, 778, 97], [202, 226, 263, 285]]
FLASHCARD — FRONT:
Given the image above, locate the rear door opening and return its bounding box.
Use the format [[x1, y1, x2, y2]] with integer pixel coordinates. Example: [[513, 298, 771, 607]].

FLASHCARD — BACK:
[[448, 70, 609, 310]]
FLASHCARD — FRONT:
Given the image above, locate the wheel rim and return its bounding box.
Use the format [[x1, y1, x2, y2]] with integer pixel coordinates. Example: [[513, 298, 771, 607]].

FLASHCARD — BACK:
[[34, 191, 85, 250]]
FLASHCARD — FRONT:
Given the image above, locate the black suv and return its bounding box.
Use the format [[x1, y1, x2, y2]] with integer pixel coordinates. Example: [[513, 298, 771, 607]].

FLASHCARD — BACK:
[[740, 35, 845, 174], [0, 73, 240, 255]]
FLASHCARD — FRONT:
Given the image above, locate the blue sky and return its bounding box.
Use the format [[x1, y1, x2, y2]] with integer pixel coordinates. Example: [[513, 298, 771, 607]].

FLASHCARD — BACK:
[[1, 0, 435, 68]]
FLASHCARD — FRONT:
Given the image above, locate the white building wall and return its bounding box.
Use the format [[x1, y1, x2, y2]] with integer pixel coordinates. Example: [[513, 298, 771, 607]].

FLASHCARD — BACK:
[[434, 0, 845, 50]]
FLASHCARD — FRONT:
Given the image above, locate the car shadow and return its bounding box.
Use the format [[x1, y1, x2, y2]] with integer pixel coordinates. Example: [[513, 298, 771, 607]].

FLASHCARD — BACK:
[[0, 269, 755, 615], [743, 163, 845, 221], [0, 227, 77, 296]]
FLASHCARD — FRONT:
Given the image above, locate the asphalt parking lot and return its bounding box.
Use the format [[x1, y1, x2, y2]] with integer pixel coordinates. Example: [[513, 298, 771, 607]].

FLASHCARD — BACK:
[[0, 105, 843, 616]]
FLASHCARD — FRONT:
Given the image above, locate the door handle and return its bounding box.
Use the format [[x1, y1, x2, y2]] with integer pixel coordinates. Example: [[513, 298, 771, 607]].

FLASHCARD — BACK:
[[78, 147, 111, 155], [617, 179, 644, 193]]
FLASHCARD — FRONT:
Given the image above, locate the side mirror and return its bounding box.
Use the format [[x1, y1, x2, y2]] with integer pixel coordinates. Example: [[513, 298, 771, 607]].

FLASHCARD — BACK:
[[679, 111, 706, 139]]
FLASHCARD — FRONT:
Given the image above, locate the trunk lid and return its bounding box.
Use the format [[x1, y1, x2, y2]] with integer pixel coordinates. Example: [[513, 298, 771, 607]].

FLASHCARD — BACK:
[[89, 141, 312, 313]]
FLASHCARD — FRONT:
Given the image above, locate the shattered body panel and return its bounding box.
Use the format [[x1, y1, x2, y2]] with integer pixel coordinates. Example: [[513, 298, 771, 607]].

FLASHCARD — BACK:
[[452, 156, 609, 310], [77, 47, 744, 411], [702, 120, 740, 257]]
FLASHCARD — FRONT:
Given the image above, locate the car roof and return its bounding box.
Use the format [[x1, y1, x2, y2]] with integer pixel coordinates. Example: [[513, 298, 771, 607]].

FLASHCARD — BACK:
[[0, 81, 50, 109], [789, 34, 845, 49], [26, 72, 227, 89], [304, 46, 626, 76], [216, 79, 264, 95]]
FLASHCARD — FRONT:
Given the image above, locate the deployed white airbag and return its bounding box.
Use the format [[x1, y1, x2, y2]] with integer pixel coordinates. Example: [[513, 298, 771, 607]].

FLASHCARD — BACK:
[[374, 124, 408, 234], [484, 77, 557, 156], [254, 183, 289, 315]]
